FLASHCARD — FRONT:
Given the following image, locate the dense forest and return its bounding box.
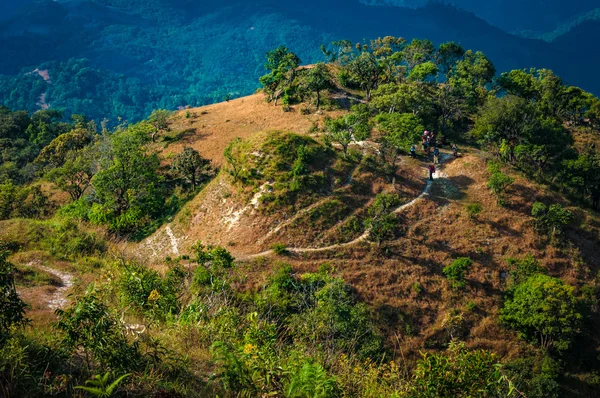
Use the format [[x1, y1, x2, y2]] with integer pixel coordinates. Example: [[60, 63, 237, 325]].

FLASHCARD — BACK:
[[1, 0, 600, 126], [2, 32, 600, 397]]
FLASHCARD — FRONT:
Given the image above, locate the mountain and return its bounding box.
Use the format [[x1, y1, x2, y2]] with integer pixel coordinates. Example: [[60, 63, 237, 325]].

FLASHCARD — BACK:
[[0, 0, 598, 124]]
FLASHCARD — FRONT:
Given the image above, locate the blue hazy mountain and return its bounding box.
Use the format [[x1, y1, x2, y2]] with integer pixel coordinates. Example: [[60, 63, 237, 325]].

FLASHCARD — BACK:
[[0, 0, 598, 123]]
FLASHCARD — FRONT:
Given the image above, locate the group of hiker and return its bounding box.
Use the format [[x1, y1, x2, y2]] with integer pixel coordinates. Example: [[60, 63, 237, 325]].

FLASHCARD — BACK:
[[408, 130, 459, 181]]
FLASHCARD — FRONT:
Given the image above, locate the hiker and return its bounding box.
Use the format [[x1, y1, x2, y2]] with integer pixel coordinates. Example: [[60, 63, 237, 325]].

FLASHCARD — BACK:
[[410, 144, 417, 158], [428, 164, 436, 181], [451, 143, 459, 157], [433, 146, 440, 164]]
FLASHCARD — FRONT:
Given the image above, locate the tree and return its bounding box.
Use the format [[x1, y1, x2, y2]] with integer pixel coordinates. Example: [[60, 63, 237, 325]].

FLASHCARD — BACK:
[[325, 107, 371, 158], [450, 50, 495, 109], [90, 124, 164, 233], [375, 113, 423, 168], [302, 63, 331, 109], [401, 38, 435, 73], [171, 147, 211, 191], [365, 193, 401, 245], [347, 52, 381, 101], [560, 152, 600, 209], [148, 110, 172, 142], [36, 127, 94, 169], [46, 146, 96, 201], [429, 84, 465, 137], [259, 46, 301, 105], [500, 274, 581, 352], [408, 62, 438, 83], [436, 41, 465, 78], [531, 202, 573, 241], [0, 250, 27, 346]]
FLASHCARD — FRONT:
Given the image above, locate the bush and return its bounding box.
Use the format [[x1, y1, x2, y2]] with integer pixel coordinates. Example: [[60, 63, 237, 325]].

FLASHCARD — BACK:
[[488, 170, 514, 206], [499, 274, 582, 352], [506, 254, 545, 285], [443, 258, 473, 290], [465, 203, 482, 219], [0, 251, 27, 346], [531, 202, 573, 242], [271, 243, 288, 255], [287, 362, 338, 398]]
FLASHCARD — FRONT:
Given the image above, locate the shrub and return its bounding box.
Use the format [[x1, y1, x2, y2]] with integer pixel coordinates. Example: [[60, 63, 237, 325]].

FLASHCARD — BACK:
[[499, 274, 582, 352], [287, 362, 338, 398], [465, 202, 482, 219], [0, 251, 27, 346], [443, 257, 473, 290], [506, 254, 545, 285], [487, 170, 514, 205], [271, 243, 288, 255], [531, 202, 573, 242], [412, 341, 512, 397]]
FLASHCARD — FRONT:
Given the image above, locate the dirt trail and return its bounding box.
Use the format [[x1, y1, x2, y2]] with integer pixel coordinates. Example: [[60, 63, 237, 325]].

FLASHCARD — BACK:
[[242, 153, 451, 260], [39, 266, 74, 310]]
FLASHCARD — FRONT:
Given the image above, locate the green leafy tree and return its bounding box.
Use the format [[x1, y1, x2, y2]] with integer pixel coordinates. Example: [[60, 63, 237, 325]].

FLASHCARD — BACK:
[[450, 50, 495, 109], [171, 147, 211, 191], [560, 152, 600, 209], [436, 42, 465, 77], [302, 63, 331, 109], [347, 52, 381, 101], [259, 46, 301, 105], [148, 109, 172, 142], [500, 274, 582, 352], [46, 146, 96, 201], [0, 250, 27, 346], [375, 113, 423, 168], [408, 61, 438, 82], [488, 170, 514, 206], [90, 124, 164, 233], [365, 193, 401, 245], [36, 127, 94, 169], [401, 38, 435, 73], [325, 107, 370, 158], [531, 202, 573, 241]]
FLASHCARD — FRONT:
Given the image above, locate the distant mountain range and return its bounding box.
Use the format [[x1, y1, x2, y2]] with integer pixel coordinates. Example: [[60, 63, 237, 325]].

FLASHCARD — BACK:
[[0, 0, 598, 122]]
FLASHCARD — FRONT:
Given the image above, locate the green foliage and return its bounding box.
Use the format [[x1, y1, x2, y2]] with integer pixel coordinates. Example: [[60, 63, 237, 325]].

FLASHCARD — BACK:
[[271, 243, 288, 256], [365, 193, 401, 245], [325, 105, 371, 157], [301, 63, 332, 109], [443, 257, 472, 290], [90, 123, 165, 233], [46, 145, 96, 201], [465, 202, 482, 219], [487, 164, 514, 206], [171, 147, 212, 191], [0, 251, 27, 345], [287, 362, 338, 398], [506, 254, 545, 285], [0, 181, 53, 220], [260, 46, 301, 105], [74, 372, 131, 398], [42, 219, 105, 261], [500, 274, 582, 352], [346, 52, 380, 101], [56, 286, 141, 371], [412, 340, 512, 397], [147, 109, 172, 142], [375, 113, 424, 168], [531, 202, 573, 242], [119, 262, 182, 318]]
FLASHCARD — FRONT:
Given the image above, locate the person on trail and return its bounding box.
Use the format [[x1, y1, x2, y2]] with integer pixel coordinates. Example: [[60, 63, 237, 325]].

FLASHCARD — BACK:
[[428, 164, 436, 181], [433, 147, 440, 164], [451, 143, 458, 157], [410, 144, 417, 158]]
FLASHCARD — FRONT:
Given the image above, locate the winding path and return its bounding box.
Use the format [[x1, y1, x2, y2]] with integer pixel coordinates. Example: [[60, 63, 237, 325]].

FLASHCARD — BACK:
[[39, 266, 74, 310], [242, 153, 451, 260]]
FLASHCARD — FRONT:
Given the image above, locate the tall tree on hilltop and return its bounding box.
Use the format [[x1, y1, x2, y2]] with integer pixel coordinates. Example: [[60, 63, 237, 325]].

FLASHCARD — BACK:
[[259, 46, 301, 106]]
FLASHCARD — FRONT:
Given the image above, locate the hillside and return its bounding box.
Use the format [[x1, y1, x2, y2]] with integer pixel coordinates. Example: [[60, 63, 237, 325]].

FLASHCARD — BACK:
[[3, 38, 600, 397]]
